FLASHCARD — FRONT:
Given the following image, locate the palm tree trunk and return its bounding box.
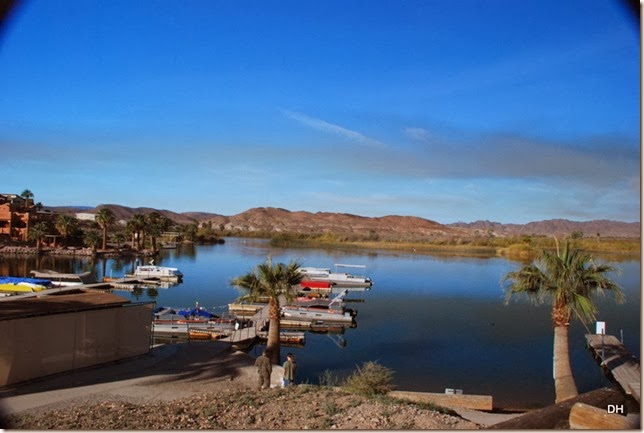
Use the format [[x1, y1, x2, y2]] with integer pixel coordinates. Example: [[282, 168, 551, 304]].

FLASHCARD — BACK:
[[553, 325, 578, 402], [102, 227, 107, 250], [266, 297, 281, 365]]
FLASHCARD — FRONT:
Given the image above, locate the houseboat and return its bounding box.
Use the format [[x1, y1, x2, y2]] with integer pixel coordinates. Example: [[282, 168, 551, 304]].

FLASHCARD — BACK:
[[128, 264, 183, 282], [299, 264, 372, 288], [152, 305, 237, 339], [281, 289, 357, 323]]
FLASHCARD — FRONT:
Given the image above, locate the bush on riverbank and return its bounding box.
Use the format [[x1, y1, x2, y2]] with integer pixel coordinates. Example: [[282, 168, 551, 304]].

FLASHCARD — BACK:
[[344, 361, 396, 396], [266, 232, 639, 259]]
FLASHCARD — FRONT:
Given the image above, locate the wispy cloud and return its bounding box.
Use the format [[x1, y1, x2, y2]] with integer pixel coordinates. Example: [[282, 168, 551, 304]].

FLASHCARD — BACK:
[[282, 110, 386, 148], [403, 127, 433, 142], [394, 127, 640, 187]]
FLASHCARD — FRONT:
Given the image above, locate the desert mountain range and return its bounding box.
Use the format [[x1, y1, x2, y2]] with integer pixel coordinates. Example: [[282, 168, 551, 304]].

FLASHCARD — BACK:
[[48, 204, 641, 239]]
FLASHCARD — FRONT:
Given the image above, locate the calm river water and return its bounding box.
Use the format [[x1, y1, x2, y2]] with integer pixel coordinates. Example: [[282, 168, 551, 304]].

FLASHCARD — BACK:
[[2, 238, 640, 408]]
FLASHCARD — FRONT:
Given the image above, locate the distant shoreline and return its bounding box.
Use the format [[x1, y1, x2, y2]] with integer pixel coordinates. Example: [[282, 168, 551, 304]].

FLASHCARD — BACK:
[[0, 235, 639, 261], [262, 234, 641, 261]]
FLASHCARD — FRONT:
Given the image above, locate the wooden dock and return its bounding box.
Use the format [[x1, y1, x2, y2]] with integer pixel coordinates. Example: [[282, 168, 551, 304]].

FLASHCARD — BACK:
[[214, 303, 269, 344], [585, 334, 640, 403]]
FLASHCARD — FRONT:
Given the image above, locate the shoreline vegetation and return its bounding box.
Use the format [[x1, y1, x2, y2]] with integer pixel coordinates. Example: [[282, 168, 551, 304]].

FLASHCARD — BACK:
[[0, 232, 639, 262], [262, 232, 640, 261]]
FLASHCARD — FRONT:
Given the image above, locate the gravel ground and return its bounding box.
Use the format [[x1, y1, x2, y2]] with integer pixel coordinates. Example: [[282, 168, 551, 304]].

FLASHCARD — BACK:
[[4, 385, 480, 429], [1, 342, 482, 429]]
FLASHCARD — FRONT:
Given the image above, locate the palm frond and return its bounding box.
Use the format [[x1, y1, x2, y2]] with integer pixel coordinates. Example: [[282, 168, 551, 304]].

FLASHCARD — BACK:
[[503, 241, 624, 326]]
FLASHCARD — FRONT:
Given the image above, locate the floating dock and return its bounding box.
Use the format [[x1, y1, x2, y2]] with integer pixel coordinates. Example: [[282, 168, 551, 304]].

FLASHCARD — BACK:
[[585, 333, 640, 403]]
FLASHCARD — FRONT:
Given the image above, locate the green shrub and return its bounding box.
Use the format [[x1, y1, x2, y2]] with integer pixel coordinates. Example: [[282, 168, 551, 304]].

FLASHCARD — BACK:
[[318, 369, 342, 387], [343, 361, 395, 396]]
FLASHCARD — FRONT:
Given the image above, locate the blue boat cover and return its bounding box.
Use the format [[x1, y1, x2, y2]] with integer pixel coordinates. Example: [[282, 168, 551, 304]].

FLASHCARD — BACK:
[[177, 307, 215, 318], [0, 277, 51, 286]]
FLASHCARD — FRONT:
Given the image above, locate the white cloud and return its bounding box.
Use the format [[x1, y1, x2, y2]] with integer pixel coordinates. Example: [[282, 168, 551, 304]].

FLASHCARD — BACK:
[[404, 127, 433, 142], [282, 110, 386, 148]]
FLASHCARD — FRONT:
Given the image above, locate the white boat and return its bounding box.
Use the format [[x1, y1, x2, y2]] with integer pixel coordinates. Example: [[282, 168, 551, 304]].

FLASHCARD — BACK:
[[128, 262, 183, 282], [228, 302, 266, 316], [29, 270, 95, 286], [281, 289, 357, 323], [299, 264, 372, 287]]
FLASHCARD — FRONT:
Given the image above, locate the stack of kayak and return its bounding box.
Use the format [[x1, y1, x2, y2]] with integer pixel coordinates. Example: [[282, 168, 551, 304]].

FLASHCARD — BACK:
[[0, 276, 51, 293]]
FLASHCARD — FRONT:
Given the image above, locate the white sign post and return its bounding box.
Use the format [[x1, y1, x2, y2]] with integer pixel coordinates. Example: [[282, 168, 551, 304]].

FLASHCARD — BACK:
[[596, 321, 606, 335]]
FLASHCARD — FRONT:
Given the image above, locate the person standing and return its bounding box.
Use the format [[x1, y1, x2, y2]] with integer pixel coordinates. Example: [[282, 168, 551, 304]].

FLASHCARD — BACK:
[[282, 353, 297, 387], [255, 350, 272, 389]]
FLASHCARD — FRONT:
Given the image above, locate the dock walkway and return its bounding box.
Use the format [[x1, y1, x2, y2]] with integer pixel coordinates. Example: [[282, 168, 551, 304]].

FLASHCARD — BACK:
[[585, 333, 640, 403], [218, 303, 269, 344]]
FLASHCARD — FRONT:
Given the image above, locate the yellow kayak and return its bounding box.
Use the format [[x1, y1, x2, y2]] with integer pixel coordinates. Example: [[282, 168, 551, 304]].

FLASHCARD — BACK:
[[0, 283, 46, 293]]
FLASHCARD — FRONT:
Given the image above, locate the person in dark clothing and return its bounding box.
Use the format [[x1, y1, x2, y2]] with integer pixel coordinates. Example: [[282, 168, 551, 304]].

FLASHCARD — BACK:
[[255, 350, 272, 389]]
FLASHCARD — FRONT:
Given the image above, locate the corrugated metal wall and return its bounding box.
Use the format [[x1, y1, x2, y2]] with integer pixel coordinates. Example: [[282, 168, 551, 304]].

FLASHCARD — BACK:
[[0, 302, 154, 386]]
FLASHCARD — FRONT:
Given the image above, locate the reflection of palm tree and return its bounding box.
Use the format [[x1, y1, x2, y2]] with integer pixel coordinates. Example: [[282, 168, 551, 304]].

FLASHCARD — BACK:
[[503, 241, 624, 403], [232, 257, 302, 364], [96, 207, 115, 250], [132, 286, 143, 301]]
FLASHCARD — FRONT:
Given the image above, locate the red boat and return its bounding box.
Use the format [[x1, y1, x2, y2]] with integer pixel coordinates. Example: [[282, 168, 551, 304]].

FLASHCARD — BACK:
[[299, 280, 334, 290]]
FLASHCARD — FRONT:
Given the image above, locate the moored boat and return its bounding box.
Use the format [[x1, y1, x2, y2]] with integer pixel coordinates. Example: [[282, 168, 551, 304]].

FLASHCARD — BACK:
[[281, 289, 357, 323], [257, 330, 306, 346], [299, 264, 372, 288], [128, 263, 183, 282], [29, 270, 95, 286], [228, 302, 266, 317]]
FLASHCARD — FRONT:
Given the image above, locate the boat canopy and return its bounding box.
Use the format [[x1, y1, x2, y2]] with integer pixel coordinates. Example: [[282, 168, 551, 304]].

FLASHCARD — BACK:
[[0, 276, 51, 286], [176, 307, 216, 318]]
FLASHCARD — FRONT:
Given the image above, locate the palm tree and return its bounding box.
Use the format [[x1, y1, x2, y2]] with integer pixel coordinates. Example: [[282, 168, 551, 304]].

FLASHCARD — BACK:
[[28, 222, 47, 251], [83, 229, 101, 253], [503, 241, 625, 403], [128, 213, 147, 250], [20, 189, 34, 206], [231, 257, 303, 364], [55, 214, 77, 247], [145, 212, 171, 252], [95, 207, 115, 250]]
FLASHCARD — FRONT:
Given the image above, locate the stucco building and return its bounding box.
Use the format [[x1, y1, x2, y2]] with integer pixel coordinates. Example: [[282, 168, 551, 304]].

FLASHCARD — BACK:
[[0, 193, 53, 242]]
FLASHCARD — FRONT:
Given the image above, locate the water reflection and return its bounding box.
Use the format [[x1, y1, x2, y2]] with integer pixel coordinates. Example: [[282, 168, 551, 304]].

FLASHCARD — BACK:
[[1, 238, 639, 409]]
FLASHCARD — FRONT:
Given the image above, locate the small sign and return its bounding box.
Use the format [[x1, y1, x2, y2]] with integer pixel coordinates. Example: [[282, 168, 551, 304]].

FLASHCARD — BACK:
[[596, 321, 606, 335]]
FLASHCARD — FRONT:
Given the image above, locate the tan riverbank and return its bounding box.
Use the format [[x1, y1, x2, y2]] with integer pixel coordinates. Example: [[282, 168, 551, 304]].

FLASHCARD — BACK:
[[1, 342, 519, 429]]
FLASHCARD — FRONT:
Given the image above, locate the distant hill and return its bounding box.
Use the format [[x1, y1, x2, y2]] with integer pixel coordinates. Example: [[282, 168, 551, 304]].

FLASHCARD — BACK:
[[45, 204, 222, 225], [45, 204, 640, 239], [203, 207, 465, 240]]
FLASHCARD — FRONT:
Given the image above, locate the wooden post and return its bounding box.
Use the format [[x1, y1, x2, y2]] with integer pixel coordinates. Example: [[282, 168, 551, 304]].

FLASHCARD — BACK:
[[388, 390, 493, 411], [569, 402, 639, 429]]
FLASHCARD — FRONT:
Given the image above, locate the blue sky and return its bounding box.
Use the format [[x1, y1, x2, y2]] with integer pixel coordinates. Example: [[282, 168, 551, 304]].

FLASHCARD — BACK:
[[0, 0, 639, 224]]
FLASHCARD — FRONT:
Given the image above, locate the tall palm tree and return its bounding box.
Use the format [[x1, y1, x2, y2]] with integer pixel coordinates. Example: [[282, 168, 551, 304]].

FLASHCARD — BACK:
[[231, 257, 303, 364], [503, 241, 625, 403], [145, 212, 171, 252], [127, 213, 147, 250], [95, 207, 116, 250], [20, 189, 34, 206]]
